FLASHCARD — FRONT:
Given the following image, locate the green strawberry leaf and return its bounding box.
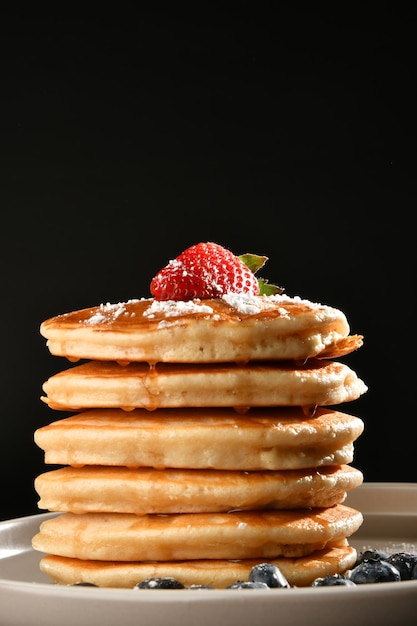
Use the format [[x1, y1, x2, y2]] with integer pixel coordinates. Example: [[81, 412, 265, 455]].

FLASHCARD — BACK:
[[238, 253, 268, 274], [239, 253, 285, 296], [258, 278, 285, 296]]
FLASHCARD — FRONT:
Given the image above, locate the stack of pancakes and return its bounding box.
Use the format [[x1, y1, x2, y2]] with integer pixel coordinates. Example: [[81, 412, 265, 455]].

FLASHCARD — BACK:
[[32, 293, 367, 587]]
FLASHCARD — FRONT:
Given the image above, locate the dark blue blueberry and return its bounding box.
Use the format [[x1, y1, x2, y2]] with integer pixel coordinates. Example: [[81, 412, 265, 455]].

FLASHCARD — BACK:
[[311, 574, 356, 587], [227, 581, 270, 589], [386, 552, 417, 580], [188, 584, 215, 590], [134, 577, 185, 589], [355, 549, 389, 566], [248, 563, 290, 588], [348, 559, 401, 584]]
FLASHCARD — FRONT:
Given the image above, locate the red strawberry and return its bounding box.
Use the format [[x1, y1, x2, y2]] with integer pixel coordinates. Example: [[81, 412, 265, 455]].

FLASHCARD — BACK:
[[150, 242, 262, 301]]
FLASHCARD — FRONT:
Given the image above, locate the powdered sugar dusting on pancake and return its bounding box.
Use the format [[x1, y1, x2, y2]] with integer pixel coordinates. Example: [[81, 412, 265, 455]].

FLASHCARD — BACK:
[[84, 300, 142, 325], [144, 299, 215, 318]]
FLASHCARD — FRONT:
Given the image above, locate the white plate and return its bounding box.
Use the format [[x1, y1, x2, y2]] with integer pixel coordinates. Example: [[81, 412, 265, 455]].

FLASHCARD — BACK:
[[0, 482, 416, 626]]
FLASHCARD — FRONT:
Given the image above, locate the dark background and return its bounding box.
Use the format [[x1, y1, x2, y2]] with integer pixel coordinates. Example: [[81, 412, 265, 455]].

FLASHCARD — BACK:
[[1, 7, 415, 521]]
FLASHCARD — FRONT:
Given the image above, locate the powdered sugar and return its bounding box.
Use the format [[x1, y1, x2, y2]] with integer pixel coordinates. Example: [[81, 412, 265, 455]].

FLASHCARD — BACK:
[[143, 299, 215, 319], [84, 300, 141, 325], [220, 292, 326, 315]]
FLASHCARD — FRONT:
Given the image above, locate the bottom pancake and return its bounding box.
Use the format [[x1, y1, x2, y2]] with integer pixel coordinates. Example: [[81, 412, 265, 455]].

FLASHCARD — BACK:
[[39, 541, 357, 588]]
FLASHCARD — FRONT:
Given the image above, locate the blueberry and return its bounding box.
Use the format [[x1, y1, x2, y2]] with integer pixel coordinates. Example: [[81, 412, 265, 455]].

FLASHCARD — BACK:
[[355, 549, 389, 565], [349, 559, 401, 584], [227, 581, 270, 589], [386, 552, 417, 580], [134, 577, 185, 589], [188, 584, 215, 590], [311, 574, 356, 587], [69, 581, 98, 587], [248, 563, 290, 588]]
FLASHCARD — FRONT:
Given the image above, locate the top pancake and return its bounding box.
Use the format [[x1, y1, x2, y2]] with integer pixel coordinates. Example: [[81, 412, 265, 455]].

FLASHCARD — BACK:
[[40, 294, 363, 364]]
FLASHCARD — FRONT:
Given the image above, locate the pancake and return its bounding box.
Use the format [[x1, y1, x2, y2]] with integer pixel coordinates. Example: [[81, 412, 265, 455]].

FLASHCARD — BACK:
[[38, 541, 357, 588], [39, 294, 363, 364], [34, 407, 364, 470], [31, 505, 363, 561], [40, 359, 368, 411], [34, 464, 363, 514]]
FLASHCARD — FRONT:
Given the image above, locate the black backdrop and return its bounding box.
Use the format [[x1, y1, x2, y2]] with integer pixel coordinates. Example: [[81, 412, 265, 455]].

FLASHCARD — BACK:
[[1, 7, 415, 521]]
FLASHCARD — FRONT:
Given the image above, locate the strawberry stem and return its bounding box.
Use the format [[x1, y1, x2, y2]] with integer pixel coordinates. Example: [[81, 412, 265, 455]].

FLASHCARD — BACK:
[[239, 253, 285, 296]]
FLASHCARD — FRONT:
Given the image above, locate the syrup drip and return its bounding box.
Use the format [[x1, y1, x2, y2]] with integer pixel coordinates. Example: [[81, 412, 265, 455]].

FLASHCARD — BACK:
[[302, 405, 318, 417]]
